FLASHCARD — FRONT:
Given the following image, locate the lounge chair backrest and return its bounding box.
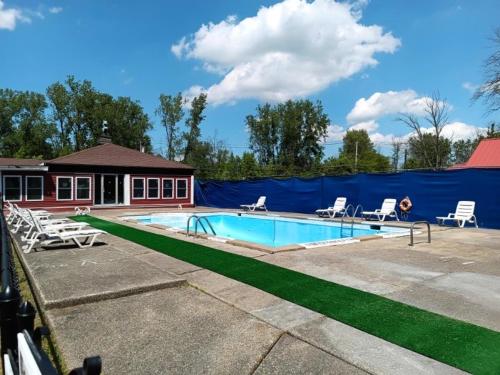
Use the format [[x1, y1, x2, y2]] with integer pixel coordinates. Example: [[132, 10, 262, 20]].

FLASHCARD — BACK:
[[27, 210, 43, 233], [333, 197, 347, 211], [380, 199, 397, 214], [256, 196, 266, 207], [455, 201, 475, 219]]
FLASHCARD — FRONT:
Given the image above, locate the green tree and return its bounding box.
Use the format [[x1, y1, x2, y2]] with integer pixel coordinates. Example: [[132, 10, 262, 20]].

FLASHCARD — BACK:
[[0, 89, 56, 159], [404, 133, 451, 169], [46, 82, 72, 154], [246, 103, 279, 165], [156, 93, 184, 160], [337, 130, 391, 173], [246, 99, 329, 172], [397, 92, 451, 169], [183, 93, 207, 163]]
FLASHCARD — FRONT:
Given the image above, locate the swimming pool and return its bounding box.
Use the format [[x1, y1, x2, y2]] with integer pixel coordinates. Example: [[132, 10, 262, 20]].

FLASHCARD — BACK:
[[125, 212, 408, 248]]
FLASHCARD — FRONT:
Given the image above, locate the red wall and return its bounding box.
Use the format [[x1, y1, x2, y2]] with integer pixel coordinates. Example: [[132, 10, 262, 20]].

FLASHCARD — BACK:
[[129, 174, 192, 206], [1, 171, 193, 209]]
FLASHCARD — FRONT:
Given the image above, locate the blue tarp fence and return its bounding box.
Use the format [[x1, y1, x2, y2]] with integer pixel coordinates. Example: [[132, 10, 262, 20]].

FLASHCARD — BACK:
[[195, 168, 500, 229]]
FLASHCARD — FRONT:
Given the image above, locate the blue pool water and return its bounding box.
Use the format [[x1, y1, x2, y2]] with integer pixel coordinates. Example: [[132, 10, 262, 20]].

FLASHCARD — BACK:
[[127, 212, 407, 248]]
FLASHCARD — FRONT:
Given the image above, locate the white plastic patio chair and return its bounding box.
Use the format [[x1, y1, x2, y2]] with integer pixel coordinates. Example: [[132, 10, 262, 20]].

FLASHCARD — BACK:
[[22, 211, 106, 253], [240, 196, 267, 211], [362, 198, 399, 221], [21, 212, 88, 242], [315, 197, 347, 218], [436, 201, 478, 228]]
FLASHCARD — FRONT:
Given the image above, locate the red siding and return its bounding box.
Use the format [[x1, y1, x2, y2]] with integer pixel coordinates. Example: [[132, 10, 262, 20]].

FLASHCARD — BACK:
[[2, 171, 193, 209], [1, 171, 93, 209], [130, 174, 191, 206]]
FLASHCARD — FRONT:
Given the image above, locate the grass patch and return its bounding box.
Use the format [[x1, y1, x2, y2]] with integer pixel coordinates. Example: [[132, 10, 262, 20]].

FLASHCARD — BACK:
[[73, 215, 500, 375], [12, 242, 68, 375]]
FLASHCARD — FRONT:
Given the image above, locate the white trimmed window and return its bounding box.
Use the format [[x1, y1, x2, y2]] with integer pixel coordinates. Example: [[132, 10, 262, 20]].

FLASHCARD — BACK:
[[147, 178, 159, 199], [132, 178, 145, 199], [56, 177, 73, 201], [176, 179, 188, 199], [25, 176, 44, 201], [3, 176, 22, 202], [162, 178, 174, 199], [76, 177, 91, 200]]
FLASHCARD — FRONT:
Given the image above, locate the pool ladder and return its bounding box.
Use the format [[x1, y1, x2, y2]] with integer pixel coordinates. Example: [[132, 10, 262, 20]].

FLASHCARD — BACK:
[[186, 215, 216, 237], [340, 204, 363, 238]]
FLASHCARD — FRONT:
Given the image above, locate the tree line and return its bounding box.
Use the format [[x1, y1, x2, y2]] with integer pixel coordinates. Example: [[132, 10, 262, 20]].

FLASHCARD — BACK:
[[1, 78, 498, 180]]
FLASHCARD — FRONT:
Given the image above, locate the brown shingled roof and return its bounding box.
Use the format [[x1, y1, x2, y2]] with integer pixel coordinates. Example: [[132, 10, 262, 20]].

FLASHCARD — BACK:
[[46, 143, 194, 170], [0, 158, 45, 167]]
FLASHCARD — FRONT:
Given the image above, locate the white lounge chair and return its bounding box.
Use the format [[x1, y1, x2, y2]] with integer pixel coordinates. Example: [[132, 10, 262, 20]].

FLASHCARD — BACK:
[[362, 198, 399, 221], [436, 201, 478, 228], [21, 212, 88, 242], [240, 196, 267, 211], [315, 197, 347, 218], [23, 211, 106, 253]]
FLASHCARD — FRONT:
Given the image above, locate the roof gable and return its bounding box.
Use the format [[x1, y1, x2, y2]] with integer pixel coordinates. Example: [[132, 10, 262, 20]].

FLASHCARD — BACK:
[[46, 143, 193, 170], [465, 138, 500, 168]]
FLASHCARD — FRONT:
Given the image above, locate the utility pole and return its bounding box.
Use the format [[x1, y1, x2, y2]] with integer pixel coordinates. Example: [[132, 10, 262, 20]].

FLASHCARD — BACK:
[[354, 141, 358, 174]]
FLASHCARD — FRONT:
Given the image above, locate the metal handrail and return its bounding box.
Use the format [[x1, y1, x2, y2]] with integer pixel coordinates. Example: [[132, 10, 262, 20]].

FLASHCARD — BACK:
[[409, 221, 431, 246], [195, 217, 216, 236], [344, 204, 355, 218], [186, 215, 216, 237], [340, 215, 354, 238], [353, 204, 363, 218]]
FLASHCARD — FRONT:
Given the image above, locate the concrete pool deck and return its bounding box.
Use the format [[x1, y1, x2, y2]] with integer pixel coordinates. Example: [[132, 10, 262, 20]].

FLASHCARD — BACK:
[[13, 207, 500, 374]]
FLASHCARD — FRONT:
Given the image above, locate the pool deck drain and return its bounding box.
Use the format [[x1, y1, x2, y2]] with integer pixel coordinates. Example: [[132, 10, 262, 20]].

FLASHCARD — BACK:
[[13, 207, 500, 374]]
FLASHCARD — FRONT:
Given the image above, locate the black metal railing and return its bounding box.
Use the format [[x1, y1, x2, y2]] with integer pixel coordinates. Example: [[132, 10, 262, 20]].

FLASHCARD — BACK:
[[0, 199, 102, 375]]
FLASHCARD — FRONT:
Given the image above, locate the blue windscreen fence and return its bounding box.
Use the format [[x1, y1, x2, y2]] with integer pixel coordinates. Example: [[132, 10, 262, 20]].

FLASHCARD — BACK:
[[195, 168, 500, 229]]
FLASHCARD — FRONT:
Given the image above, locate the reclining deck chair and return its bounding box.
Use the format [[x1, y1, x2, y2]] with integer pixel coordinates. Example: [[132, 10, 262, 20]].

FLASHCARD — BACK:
[[315, 197, 347, 218], [362, 198, 399, 221], [436, 201, 478, 228], [240, 196, 267, 211]]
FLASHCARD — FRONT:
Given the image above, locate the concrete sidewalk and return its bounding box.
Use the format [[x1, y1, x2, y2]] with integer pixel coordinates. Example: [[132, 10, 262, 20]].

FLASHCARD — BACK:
[[13, 222, 468, 374]]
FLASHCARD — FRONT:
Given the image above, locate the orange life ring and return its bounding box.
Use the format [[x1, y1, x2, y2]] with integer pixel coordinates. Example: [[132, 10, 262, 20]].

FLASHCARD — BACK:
[[399, 197, 412, 212]]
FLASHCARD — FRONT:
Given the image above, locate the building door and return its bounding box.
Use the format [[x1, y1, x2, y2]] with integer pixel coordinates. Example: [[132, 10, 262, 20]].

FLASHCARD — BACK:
[[102, 174, 117, 205]]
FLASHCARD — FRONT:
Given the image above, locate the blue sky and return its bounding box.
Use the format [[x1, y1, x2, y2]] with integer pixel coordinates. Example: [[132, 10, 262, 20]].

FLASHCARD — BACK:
[[0, 0, 498, 157]]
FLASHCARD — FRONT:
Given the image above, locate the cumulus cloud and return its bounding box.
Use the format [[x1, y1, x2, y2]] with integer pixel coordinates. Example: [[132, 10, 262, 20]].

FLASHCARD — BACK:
[[346, 90, 430, 125], [422, 122, 486, 141], [325, 124, 346, 142], [330, 89, 486, 146], [348, 120, 378, 132], [48, 7, 63, 14], [172, 0, 400, 105], [0, 0, 30, 30]]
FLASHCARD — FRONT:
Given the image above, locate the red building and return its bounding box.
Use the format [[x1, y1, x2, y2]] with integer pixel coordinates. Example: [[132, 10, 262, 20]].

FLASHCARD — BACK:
[[450, 138, 500, 169], [0, 143, 195, 210]]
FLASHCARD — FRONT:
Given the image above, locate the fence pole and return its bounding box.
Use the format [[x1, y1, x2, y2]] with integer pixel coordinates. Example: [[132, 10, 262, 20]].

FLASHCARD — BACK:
[[0, 211, 21, 358], [17, 301, 36, 337]]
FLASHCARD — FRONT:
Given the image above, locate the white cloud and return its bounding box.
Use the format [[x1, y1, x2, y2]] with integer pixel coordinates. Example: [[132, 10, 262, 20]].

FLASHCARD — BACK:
[[462, 81, 478, 93], [346, 90, 429, 124], [348, 120, 378, 132], [49, 6, 63, 14], [172, 0, 400, 105], [0, 0, 30, 30], [421, 121, 486, 141], [325, 124, 346, 142]]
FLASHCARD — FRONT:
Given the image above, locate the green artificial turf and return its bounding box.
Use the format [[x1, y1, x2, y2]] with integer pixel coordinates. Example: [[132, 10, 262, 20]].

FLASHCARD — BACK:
[[73, 215, 500, 374]]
